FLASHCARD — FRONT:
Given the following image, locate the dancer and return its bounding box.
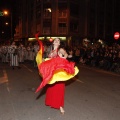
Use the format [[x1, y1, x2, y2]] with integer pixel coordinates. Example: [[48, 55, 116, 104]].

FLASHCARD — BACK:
[[35, 32, 79, 114]]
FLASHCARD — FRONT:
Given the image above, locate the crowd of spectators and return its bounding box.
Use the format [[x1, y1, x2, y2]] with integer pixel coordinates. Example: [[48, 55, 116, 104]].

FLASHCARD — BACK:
[[0, 41, 120, 74], [68, 43, 120, 74]]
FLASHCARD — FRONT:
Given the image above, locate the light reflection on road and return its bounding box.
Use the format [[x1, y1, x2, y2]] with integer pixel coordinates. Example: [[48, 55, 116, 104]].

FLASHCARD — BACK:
[[0, 70, 8, 84]]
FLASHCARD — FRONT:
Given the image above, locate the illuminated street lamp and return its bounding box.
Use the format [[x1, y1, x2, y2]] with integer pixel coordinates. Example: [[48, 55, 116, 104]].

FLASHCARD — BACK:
[[2, 10, 13, 41], [5, 22, 9, 25], [3, 11, 8, 15]]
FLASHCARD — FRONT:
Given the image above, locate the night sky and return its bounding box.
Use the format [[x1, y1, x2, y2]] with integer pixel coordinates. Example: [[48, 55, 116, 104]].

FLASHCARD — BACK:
[[0, 0, 18, 40], [0, 1, 11, 9], [0, 0, 18, 20]]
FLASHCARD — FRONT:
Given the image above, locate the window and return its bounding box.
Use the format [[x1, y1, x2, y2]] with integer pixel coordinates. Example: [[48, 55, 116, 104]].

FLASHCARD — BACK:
[[58, 23, 67, 34], [43, 8, 52, 18], [36, 10, 41, 18], [58, 23, 66, 27], [70, 22, 78, 32], [70, 3, 79, 17], [36, 5, 41, 18], [36, 0, 41, 3], [58, 10, 67, 18], [43, 27, 50, 34]]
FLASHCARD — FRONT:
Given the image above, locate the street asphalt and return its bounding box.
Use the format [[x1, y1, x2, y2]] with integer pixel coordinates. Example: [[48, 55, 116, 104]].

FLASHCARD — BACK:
[[0, 62, 120, 120]]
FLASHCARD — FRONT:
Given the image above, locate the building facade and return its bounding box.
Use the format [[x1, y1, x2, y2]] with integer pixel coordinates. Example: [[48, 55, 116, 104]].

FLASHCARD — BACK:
[[14, 0, 120, 45]]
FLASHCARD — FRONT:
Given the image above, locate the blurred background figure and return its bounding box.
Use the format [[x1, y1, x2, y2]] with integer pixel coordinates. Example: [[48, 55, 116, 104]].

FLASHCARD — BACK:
[[8, 41, 20, 69]]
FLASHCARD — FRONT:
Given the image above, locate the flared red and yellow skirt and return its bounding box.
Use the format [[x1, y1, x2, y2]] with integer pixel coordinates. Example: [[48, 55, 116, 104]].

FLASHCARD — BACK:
[[36, 57, 79, 92]]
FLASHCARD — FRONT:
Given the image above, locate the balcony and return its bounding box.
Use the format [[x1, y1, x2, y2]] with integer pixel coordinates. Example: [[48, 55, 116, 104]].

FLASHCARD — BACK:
[[43, 27, 51, 35], [58, 27, 67, 35]]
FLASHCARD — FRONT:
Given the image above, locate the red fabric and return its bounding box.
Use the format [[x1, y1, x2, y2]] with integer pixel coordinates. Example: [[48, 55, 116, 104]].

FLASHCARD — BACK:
[[35, 32, 44, 55], [35, 57, 75, 93], [38, 40, 44, 56], [45, 82, 65, 109]]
